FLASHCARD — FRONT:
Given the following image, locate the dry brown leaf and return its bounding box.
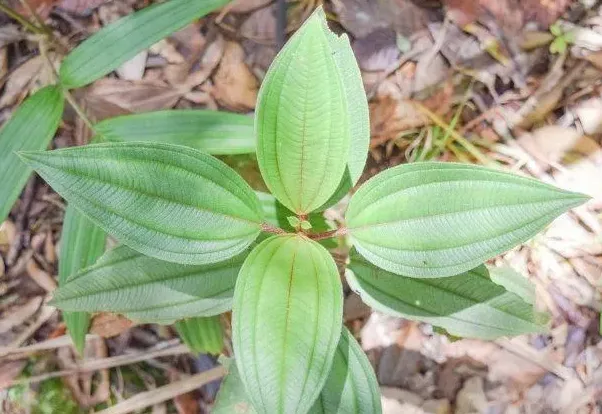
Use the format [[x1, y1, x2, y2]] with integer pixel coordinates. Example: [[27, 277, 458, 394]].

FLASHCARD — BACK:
[[370, 96, 430, 146], [58, 0, 108, 15], [84, 78, 185, 113], [353, 29, 401, 72], [7, 0, 57, 19], [0, 56, 47, 108], [0, 220, 17, 253], [445, 339, 551, 389], [443, 0, 572, 31], [116, 50, 148, 81], [0, 296, 43, 334], [90, 313, 133, 338], [228, 0, 272, 13], [517, 126, 583, 167], [26, 259, 57, 293], [212, 41, 258, 111]]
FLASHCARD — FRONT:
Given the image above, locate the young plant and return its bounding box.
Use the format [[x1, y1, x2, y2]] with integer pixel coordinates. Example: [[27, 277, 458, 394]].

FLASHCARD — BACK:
[[12, 7, 588, 414]]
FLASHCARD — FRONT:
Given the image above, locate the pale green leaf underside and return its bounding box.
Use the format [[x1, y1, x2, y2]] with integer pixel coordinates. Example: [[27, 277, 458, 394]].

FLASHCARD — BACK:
[[310, 327, 382, 414], [488, 266, 536, 305], [174, 316, 223, 355], [256, 8, 350, 214], [347, 162, 589, 278], [52, 245, 246, 324], [59, 205, 106, 354], [0, 85, 64, 223], [347, 254, 547, 339], [232, 235, 343, 414], [214, 328, 381, 414], [19, 142, 263, 265], [95, 110, 255, 155], [59, 0, 229, 88]]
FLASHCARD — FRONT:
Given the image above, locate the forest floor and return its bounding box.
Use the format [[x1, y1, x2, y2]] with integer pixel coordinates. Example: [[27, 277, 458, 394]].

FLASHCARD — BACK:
[[0, 0, 601, 413]]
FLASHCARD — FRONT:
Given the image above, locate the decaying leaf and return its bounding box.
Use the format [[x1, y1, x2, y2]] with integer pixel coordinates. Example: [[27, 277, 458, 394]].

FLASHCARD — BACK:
[[83, 78, 186, 113], [212, 41, 258, 111], [517, 126, 584, 167], [89, 312, 133, 338], [58, 0, 109, 15], [228, 0, 272, 14], [0, 56, 48, 108]]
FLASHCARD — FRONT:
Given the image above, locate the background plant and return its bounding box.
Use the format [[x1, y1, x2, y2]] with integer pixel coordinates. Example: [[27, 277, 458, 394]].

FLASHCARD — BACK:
[[0, 2, 592, 414]]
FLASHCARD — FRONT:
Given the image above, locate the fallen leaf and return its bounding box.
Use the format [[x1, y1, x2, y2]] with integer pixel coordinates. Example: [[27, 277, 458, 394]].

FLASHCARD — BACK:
[[58, 0, 109, 15], [7, 0, 57, 19], [370, 96, 430, 146], [442, 0, 572, 31], [239, 4, 278, 77], [0, 297, 43, 334], [116, 50, 148, 81], [84, 78, 185, 113], [517, 126, 584, 167], [211, 41, 258, 111], [90, 312, 133, 338], [332, 0, 431, 39], [353, 29, 401, 72], [0, 55, 47, 108], [574, 96, 602, 135], [228, 0, 272, 13], [455, 377, 488, 414]]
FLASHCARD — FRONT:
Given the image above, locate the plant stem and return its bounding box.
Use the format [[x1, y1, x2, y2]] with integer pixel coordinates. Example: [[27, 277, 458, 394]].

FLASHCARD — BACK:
[[309, 227, 347, 241], [0, 3, 45, 34], [261, 222, 287, 235], [38, 38, 96, 133]]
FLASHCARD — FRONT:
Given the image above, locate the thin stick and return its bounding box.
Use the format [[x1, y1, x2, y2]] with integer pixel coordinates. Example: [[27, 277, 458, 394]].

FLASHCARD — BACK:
[[0, 333, 101, 358], [0, 3, 45, 34], [2, 343, 190, 388], [95, 366, 227, 414]]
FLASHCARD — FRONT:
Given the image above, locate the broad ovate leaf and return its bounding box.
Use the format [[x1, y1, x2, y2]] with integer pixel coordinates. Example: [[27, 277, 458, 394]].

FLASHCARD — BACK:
[[174, 316, 223, 355], [347, 162, 589, 278], [59, 0, 229, 88], [19, 142, 263, 265], [95, 110, 255, 155], [59, 205, 106, 354], [0, 85, 63, 222], [256, 8, 352, 214], [232, 235, 343, 413], [488, 266, 536, 305], [52, 245, 246, 324], [347, 253, 548, 339], [310, 327, 382, 414], [215, 329, 380, 414]]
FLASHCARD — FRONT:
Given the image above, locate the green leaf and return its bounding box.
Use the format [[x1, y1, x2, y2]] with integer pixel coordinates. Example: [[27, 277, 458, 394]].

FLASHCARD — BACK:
[[59, 0, 229, 88], [310, 327, 382, 414], [19, 142, 263, 265], [95, 110, 255, 155], [232, 235, 343, 413], [215, 328, 381, 414], [59, 205, 106, 354], [488, 266, 535, 305], [213, 359, 256, 414], [0, 85, 64, 223], [316, 15, 370, 210], [347, 253, 548, 339], [174, 316, 223, 355], [347, 162, 589, 278], [52, 245, 247, 324], [256, 8, 351, 214]]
